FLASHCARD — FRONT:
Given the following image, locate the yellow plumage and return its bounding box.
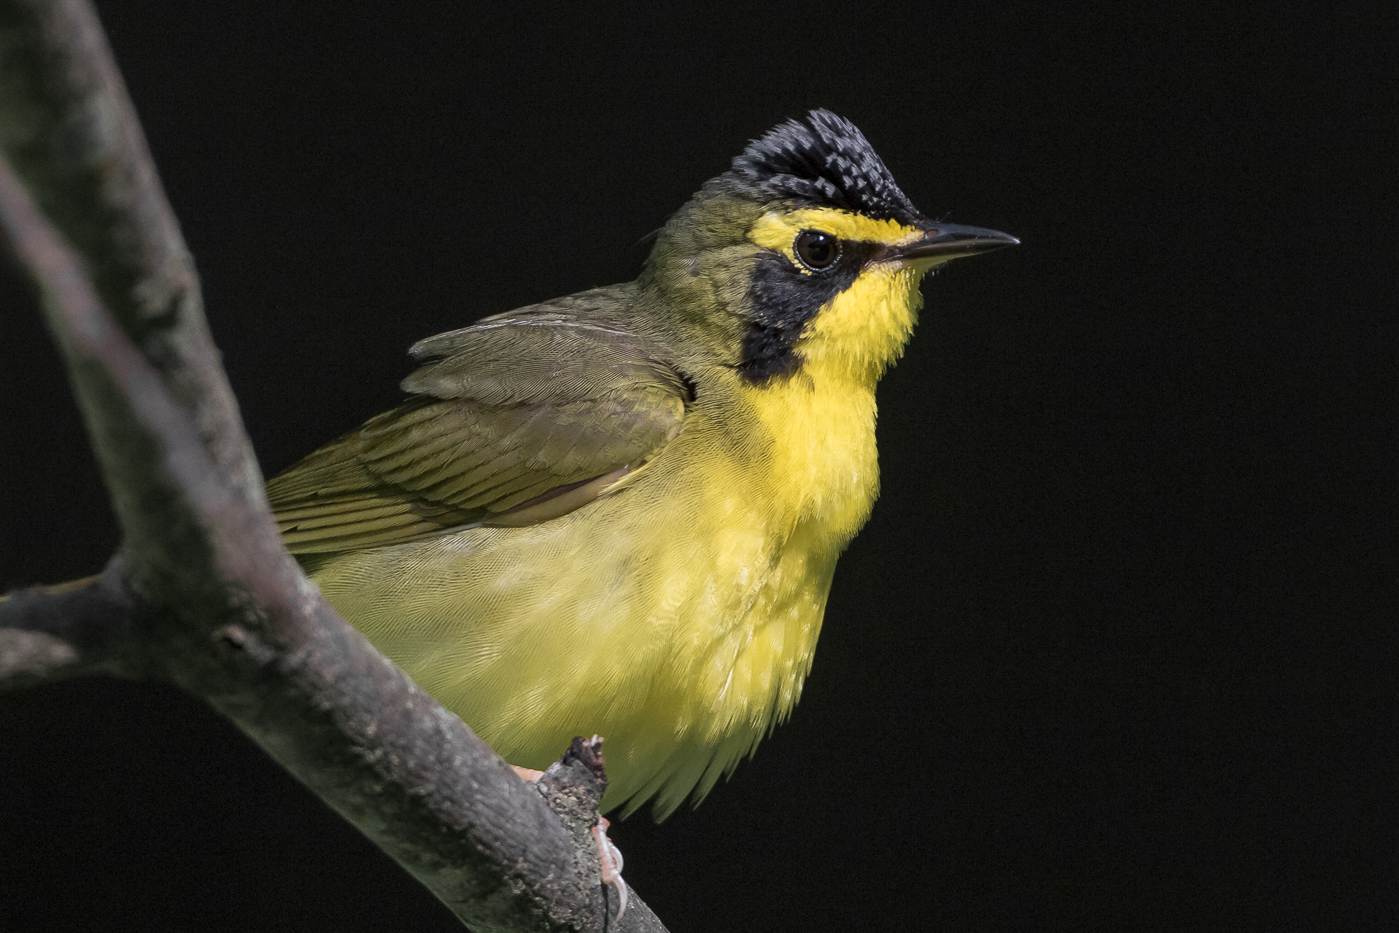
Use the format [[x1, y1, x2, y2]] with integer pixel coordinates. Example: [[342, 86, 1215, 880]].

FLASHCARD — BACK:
[[266, 111, 1015, 817]]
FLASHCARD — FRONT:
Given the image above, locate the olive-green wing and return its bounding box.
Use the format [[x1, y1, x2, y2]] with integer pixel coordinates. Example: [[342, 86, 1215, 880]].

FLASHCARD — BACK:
[[267, 292, 689, 554]]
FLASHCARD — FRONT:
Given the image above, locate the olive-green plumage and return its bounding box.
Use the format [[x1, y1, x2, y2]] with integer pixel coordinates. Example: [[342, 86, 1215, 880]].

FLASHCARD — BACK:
[[267, 111, 1015, 817]]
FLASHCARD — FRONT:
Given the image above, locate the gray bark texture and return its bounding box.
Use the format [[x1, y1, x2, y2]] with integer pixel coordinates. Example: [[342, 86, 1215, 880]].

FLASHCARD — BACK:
[[0, 2, 665, 930]]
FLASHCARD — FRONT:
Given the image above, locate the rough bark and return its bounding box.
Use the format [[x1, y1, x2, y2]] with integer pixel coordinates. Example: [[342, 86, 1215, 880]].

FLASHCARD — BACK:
[[0, 2, 662, 930]]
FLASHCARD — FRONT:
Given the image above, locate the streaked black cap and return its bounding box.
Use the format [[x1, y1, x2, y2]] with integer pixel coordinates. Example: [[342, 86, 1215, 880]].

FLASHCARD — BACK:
[[728, 110, 922, 225]]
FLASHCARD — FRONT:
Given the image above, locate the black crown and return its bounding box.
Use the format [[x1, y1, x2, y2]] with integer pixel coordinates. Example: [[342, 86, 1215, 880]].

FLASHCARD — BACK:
[[729, 110, 922, 224]]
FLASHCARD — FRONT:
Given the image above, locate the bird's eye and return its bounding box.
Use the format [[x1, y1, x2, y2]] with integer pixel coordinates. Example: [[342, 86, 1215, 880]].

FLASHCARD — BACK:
[[794, 230, 840, 271]]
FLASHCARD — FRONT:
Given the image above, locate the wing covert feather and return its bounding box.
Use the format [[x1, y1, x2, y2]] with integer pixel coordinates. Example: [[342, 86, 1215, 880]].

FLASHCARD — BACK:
[[268, 298, 688, 553]]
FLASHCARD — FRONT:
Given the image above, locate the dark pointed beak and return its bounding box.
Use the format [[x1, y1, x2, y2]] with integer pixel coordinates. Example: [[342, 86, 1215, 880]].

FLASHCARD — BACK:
[[898, 222, 1020, 262]]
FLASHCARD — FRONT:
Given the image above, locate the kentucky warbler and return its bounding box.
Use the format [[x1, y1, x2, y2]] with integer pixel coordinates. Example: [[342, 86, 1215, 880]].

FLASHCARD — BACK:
[[267, 110, 1017, 818]]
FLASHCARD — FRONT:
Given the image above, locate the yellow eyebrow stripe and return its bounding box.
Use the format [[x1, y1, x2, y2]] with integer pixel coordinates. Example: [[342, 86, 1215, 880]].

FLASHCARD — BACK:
[[747, 208, 921, 265]]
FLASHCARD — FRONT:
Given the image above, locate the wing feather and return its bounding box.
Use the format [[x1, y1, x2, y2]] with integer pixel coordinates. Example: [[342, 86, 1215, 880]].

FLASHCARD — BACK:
[[268, 291, 688, 554]]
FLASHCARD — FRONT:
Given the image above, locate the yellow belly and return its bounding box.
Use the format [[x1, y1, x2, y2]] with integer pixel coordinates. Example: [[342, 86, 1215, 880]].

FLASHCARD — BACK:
[[309, 444, 835, 818], [309, 354, 885, 818]]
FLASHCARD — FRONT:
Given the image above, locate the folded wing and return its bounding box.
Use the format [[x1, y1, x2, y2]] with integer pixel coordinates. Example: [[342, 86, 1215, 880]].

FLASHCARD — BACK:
[[268, 292, 690, 553]]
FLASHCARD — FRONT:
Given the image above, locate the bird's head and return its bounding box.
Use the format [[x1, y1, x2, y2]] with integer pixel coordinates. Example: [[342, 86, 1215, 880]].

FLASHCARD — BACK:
[[641, 110, 1016, 384]]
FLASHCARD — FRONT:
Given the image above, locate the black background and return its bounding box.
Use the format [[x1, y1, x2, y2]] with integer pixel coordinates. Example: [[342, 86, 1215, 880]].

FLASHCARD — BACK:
[[2, 3, 1394, 931]]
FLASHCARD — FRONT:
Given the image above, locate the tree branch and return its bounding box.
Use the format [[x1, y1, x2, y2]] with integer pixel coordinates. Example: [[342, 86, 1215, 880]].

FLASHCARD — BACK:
[[0, 2, 663, 929], [0, 569, 138, 685], [0, 0, 255, 493]]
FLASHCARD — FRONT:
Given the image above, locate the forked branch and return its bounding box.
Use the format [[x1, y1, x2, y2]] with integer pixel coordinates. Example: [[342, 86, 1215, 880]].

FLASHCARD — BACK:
[[0, 1, 661, 929]]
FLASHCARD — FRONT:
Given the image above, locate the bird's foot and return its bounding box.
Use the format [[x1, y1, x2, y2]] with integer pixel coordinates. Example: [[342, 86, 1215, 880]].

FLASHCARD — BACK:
[[511, 743, 626, 920], [593, 815, 628, 920]]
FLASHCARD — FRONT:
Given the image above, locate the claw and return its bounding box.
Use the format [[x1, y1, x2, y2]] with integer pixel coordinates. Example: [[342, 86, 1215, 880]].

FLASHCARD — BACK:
[[593, 816, 628, 921]]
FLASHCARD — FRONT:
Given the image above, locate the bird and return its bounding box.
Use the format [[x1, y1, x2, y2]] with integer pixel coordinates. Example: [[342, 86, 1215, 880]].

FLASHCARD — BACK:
[[266, 110, 1017, 820]]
